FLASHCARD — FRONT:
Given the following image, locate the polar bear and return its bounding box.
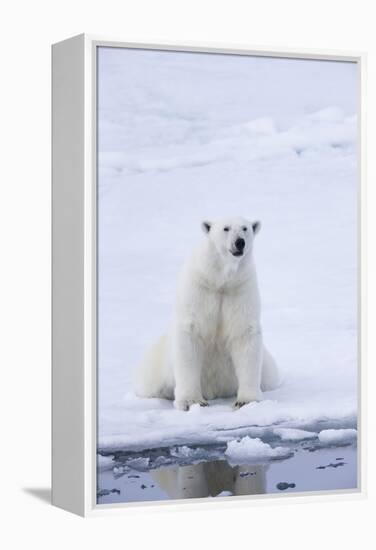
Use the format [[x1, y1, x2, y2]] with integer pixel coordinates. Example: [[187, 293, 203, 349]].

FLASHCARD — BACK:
[[151, 462, 267, 499], [136, 217, 280, 411]]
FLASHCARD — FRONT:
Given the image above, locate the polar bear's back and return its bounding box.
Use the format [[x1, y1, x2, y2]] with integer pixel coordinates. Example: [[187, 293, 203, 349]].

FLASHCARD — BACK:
[[135, 335, 174, 400]]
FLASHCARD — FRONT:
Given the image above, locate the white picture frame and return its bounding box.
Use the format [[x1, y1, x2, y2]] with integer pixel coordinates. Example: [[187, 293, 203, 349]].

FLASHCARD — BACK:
[[52, 33, 366, 517]]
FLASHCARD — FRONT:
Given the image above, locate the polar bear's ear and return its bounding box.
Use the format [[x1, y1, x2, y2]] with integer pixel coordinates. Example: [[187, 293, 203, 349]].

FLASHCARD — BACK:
[[202, 220, 212, 234], [252, 221, 261, 235]]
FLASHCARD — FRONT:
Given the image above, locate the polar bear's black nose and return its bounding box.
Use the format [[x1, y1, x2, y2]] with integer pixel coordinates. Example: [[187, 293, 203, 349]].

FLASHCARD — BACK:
[[235, 238, 245, 251]]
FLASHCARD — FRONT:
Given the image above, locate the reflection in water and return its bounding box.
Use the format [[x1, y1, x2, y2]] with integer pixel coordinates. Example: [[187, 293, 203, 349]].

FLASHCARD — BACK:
[[97, 444, 357, 504], [152, 460, 267, 499]]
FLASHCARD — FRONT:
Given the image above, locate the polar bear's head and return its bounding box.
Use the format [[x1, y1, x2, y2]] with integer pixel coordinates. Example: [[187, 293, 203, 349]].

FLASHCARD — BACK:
[[201, 217, 261, 260]]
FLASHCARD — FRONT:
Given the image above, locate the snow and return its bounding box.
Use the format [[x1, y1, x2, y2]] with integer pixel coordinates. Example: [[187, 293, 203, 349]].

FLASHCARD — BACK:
[[97, 454, 115, 471], [170, 446, 209, 459], [126, 457, 150, 471], [97, 47, 358, 453], [225, 437, 292, 464], [318, 429, 357, 446], [273, 428, 317, 442]]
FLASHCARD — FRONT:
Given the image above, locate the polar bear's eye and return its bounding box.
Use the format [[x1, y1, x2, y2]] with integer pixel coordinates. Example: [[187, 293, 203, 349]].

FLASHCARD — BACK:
[[223, 226, 230, 232], [242, 226, 247, 231]]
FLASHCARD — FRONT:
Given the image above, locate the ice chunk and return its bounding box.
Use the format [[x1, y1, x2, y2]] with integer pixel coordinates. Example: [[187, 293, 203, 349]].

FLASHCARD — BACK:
[[97, 454, 115, 471], [170, 445, 219, 462], [225, 436, 293, 464], [170, 446, 200, 458], [318, 429, 357, 446], [113, 465, 128, 475], [126, 457, 150, 471], [273, 428, 317, 441]]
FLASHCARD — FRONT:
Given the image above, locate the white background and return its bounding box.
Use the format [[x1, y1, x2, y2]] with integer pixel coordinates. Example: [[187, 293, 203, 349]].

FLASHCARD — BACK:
[[0, 1, 375, 548]]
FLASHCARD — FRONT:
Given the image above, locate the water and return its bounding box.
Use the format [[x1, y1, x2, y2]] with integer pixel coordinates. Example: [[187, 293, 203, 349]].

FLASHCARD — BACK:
[[97, 441, 357, 505]]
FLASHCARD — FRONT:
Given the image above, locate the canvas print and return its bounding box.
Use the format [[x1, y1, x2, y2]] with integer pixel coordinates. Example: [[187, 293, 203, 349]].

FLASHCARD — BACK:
[[96, 46, 358, 504]]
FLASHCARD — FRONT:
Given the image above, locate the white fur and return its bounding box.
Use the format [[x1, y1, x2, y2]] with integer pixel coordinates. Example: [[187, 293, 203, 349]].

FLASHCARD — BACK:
[[151, 463, 267, 498], [136, 216, 280, 410]]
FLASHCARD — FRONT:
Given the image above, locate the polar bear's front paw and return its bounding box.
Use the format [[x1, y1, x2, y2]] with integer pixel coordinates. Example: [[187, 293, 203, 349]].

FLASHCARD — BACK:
[[233, 401, 247, 410], [175, 398, 209, 411], [233, 391, 262, 410]]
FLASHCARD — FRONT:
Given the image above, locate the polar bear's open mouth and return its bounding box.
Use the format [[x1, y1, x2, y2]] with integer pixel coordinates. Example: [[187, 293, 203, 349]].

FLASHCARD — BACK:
[[231, 250, 244, 257]]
